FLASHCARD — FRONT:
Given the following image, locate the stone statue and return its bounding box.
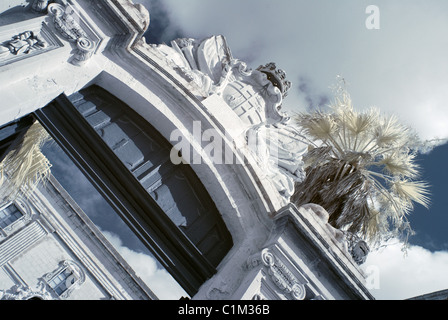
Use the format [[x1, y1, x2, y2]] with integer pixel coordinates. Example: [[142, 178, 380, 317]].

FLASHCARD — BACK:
[[0, 31, 47, 59]]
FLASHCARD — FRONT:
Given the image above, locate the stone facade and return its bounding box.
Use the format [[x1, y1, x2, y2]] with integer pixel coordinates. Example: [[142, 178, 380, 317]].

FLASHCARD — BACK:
[[0, 175, 156, 300], [0, 0, 374, 299]]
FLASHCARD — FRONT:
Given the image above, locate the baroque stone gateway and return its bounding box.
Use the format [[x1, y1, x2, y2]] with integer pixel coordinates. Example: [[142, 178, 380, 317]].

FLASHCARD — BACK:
[[0, 0, 373, 300]]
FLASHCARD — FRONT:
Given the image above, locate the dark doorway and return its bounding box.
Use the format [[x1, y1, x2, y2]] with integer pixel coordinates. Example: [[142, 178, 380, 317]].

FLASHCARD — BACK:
[[34, 85, 233, 295]]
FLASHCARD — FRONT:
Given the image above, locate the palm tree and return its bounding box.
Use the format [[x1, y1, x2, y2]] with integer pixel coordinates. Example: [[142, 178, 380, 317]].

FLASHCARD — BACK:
[[292, 83, 430, 247], [0, 121, 52, 200]]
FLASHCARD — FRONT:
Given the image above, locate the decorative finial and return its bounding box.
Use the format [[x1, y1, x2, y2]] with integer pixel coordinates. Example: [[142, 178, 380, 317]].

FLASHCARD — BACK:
[[257, 62, 292, 98]]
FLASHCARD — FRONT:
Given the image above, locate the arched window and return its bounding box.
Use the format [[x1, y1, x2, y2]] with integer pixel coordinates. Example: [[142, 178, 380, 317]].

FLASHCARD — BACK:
[[44, 260, 86, 299], [35, 85, 233, 295], [48, 268, 76, 296], [0, 199, 34, 240], [0, 203, 22, 230]]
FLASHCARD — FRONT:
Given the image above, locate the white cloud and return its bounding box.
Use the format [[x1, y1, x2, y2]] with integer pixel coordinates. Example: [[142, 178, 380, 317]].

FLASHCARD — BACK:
[[102, 231, 188, 300], [141, 0, 448, 142], [362, 241, 448, 299]]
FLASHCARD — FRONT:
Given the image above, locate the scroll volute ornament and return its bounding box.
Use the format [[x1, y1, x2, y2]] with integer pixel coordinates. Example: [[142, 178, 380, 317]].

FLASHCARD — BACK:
[[261, 248, 307, 300], [47, 3, 95, 66]]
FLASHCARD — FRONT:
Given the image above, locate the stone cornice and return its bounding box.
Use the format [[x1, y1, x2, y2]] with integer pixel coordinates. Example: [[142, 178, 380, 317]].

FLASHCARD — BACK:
[[91, 0, 149, 50]]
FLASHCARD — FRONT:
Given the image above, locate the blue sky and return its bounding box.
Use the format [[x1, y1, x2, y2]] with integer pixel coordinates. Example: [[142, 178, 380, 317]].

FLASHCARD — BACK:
[[408, 144, 448, 251], [39, 1, 448, 300]]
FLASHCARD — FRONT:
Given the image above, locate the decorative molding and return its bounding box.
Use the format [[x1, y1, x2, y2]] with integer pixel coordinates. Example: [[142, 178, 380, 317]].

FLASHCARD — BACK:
[[148, 35, 306, 201], [0, 282, 52, 300], [246, 120, 308, 199], [0, 31, 47, 57], [72, 36, 95, 65], [261, 248, 307, 300], [344, 232, 370, 265], [48, 3, 88, 41], [256, 62, 292, 98], [245, 248, 307, 300], [272, 204, 375, 300], [0, 19, 63, 66], [0, 199, 34, 238], [43, 259, 86, 299], [47, 3, 96, 66], [150, 35, 287, 125], [238, 204, 375, 300], [31, 0, 52, 13], [0, 221, 47, 266], [0, 21, 62, 67]]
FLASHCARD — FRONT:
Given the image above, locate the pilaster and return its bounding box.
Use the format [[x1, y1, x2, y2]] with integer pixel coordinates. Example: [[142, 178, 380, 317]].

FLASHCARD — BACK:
[[232, 204, 374, 300]]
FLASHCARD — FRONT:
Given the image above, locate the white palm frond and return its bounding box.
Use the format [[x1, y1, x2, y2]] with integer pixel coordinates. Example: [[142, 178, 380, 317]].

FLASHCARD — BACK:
[[379, 151, 420, 178], [391, 179, 431, 209], [0, 121, 52, 200], [292, 81, 430, 247]]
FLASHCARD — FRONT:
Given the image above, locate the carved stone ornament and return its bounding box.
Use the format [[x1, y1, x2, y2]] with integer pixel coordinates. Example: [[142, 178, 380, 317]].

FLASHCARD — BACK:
[[261, 249, 307, 300], [72, 36, 95, 65], [150, 35, 308, 201], [0, 31, 47, 59], [256, 62, 292, 98], [344, 231, 370, 265], [0, 283, 52, 300], [246, 248, 307, 300], [246, 119, 309, 198], [151, 36, 288, 125], [31, 0, 52, 13], [47, 3, 95, 66], [43, 260, 86, 299], [0, 198, 36, 243]]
